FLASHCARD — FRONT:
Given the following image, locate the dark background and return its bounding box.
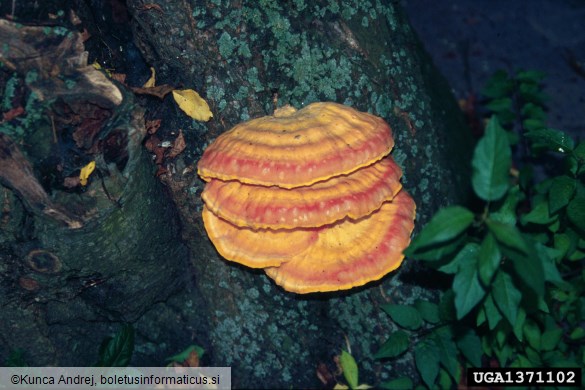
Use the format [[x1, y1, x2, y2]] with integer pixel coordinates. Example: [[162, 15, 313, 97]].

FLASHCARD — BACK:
[[403, 0, 585, 138]]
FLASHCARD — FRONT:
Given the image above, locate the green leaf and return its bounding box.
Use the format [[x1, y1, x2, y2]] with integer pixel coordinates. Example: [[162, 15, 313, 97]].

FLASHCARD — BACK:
[[490, 185, 524, 225], [381, 304, 423, 330], [523, 118, 546, 132], [414, 339, 440, 388], [166, 345, 205, 364], [503, 245, 545, 298], [95, 324, 134, 367], [494, 340, 514, 367], [516, 69, 546, 84], [523, 319, 541, 351], [511, 354, 533, 368], [409, 235, 465, 262], [521, 200, 556, 225], [521, 102, 546, 121], [433, 327, 459, 380], [524, 128, 574, 153], [438, 368, 455, 389], [512, 307, 527, 342], [574, 141, 585, 159], [525, 346, 542, 366], [486, 219, 528, 254], [519, 82, 546, 104], [569, 327, 585, 340], [488, 225, 545, 296], [492, 271, 522, 326], [380, 377, 413, 390], [569, 249, 585, 261], [472, 116, 511, 201], [485, 97, 513, 113], [478, 233, 501, 286], [476, 306, 486, 327], [438, 290, 456, 322], [484, 293, 503, 330], [414, 300, 440, 324], [567, 193, 585, 231], [405, 206, 474, 257], [481, 334, 493, 358], [437, 242, 480, 274], [554, 233, 573, 260], [456, 328, 482, 367], [534, 242, 564, 285], [549, 176, 577, 214], [482, 70, 514, 99], [541, 328, 563, 351], [340, 350, 358, 390], [453, 254, 486, 319], [374, 331, 409, 359]]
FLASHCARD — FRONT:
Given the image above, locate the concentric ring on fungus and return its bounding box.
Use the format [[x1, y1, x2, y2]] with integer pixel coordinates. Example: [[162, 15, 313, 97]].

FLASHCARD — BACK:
[[202, 190, 416, 293], [197, 102, 394, 188], [202, 156, 403, 229], [198, 102, 416, 294], [264, 190, 416, 293]]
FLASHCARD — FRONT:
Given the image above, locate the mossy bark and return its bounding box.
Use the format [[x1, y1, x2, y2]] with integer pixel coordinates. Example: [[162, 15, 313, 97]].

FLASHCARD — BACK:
[[125, 0, 474, 388], [1, 0, 475, 387], [0, 20, 189, 365]]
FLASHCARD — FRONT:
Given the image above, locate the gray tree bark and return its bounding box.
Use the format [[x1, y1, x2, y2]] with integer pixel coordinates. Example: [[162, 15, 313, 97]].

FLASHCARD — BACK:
[[125, 0, 473, 388], [0, 19, 189, 365], [1, 0, 474, 388]]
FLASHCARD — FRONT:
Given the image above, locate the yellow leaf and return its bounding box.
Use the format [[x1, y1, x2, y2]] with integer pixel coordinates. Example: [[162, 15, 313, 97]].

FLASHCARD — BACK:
[[143, 67, 156, 88], [79, 161, 96, 186], [172, 89, 213, 122], [333, 385, 349, 390]]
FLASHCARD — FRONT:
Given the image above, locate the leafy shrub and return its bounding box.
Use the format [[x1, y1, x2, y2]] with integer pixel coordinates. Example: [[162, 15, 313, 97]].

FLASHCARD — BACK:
[[375, 70, 585, 389]]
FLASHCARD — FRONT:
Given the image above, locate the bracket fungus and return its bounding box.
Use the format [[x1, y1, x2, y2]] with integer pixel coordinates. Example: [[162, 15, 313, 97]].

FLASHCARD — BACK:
[[197, 102, 416, 294]]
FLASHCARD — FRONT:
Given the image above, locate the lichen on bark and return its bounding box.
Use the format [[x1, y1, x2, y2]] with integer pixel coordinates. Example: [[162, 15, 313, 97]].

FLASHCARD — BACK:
[[126, 1, 473, 387]]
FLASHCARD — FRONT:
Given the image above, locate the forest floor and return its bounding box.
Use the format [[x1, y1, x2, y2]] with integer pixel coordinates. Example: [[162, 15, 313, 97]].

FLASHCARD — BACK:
[[402, 0, 585, 139]]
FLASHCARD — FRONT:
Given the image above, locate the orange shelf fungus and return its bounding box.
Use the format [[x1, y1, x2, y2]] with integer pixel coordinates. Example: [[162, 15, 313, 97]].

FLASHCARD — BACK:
[[202, 156, 403, 229], [197, 102, 416, 294], [197, 102, 394, 188], [265, 191, 416, 293], [202, 205, 318, 268]]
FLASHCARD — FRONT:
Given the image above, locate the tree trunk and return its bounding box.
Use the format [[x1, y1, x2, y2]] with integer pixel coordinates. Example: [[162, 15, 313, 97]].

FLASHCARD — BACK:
[[0, 19, 189, 365], [125, 0, 473, 388], [1, 0, 474, 388]]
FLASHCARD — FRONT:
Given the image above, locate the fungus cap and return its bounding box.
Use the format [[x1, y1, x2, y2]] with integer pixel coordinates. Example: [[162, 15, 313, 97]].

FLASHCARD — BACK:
[[203, 189, 416, 293], [202, 156, 403, 229], [202, 205, 317, 268], [264, 190, 416, 293], [197, 102, 394, 188]]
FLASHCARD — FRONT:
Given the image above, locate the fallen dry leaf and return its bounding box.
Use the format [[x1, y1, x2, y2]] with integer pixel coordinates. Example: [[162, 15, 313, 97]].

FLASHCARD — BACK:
[[167, 130, 186, 159], [172, 89, 213, 121], [143, 67, 156, 88], [131, 84, 174, 99], [110, 73, 127, 84], [2, 106, 25, 121], [146, 119, 161, 134], [80, 28, 91, 42], [79, 161, 96, 186], [144, 135, 160, 152], [155, 165, 168, 177], [316, 363, 335, 387], [184, 349, 200, 367], [137, 3, 164, 13]]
